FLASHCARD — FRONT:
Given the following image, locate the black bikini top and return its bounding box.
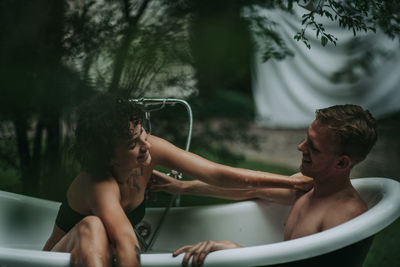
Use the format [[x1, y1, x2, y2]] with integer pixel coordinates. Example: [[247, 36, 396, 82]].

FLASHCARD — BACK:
[[55, 199, 146, 233]]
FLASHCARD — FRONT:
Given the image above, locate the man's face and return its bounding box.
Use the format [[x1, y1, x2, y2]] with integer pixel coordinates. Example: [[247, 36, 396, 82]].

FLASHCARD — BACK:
[[297, 120, 341, 179]]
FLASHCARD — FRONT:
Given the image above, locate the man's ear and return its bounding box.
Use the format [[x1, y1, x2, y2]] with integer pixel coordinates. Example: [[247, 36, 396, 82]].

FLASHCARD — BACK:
[[336, 155, 352, 170]]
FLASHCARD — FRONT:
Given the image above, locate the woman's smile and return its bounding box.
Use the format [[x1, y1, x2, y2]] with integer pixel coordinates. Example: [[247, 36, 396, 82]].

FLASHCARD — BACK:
[[138, 150, 151, 165]]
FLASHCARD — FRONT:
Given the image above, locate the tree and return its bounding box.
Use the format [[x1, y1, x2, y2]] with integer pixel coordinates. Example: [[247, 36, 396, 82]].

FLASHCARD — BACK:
[[0, 0, 93, 198], [63, 0, 194, 97], [0, 0, 69, 196]]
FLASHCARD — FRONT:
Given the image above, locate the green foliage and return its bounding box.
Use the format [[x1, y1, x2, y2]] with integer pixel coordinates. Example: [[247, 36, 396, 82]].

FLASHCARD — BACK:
[[62, 0, 194, 97], [294, 0, 399, 49], [244, 0, 399, 60], [363, 218, 400, 267], [187, 89, 259, 167], [187, 0, 254, 96], [0, 134, 20, 193], [245, 3, 296, 60], [0, 168, 20, 193]]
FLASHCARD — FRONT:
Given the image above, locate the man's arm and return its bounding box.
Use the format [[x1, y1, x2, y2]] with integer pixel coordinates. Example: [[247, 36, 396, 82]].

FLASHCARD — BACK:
[[150, 170, 300, 205]]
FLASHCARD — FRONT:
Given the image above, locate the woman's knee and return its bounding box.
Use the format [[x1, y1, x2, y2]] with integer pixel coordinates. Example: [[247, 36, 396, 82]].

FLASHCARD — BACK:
[[73, 216, 111, 265], [76, 216, 108, 242], [78, 216, 105, 232]]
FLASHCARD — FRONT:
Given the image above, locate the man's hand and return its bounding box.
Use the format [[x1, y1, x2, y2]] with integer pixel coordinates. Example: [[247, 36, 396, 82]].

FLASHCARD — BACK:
[[149, 170, 184, 195], [173, 240, 241, 267], [290, 172, 313, 191]]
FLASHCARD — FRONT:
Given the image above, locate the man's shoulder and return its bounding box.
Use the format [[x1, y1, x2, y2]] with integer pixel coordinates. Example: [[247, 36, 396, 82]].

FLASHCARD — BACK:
[[336, 194, 368, 217], [322, 193, 367, 230]]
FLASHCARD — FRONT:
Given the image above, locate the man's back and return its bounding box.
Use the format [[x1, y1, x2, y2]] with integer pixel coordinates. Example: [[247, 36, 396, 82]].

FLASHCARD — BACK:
[[284, 185, 367, 240]]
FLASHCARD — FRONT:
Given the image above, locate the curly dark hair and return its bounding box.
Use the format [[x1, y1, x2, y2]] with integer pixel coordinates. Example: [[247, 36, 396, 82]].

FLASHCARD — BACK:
[[74, 93, 143, 179], [316, 104, 378, 165]]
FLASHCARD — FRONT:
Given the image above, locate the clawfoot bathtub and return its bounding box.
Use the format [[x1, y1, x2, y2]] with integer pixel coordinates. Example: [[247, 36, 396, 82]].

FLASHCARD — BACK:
[[0, 177, 399, 266]]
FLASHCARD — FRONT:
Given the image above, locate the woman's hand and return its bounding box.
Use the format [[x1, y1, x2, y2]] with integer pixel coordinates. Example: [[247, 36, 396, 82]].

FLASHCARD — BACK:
[[290, 172, 313, 191], [173, 240, 241, 267], [150, 170, 185, 195]]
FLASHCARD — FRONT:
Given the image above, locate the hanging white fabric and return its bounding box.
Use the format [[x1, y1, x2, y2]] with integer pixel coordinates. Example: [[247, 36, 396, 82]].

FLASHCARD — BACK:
[[251, 5, 400, 128]]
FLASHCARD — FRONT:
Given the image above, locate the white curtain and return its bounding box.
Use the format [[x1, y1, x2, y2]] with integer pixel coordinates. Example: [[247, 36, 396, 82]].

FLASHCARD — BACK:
[[252, 5, 400, 128]]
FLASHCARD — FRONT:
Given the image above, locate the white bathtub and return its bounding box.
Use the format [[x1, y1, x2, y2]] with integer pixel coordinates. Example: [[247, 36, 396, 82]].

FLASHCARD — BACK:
[[0, 177, 399, 267]]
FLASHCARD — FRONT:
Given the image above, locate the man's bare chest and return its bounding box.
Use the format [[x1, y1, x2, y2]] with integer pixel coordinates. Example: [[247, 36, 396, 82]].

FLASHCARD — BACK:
[[284, 198, 325, 240]]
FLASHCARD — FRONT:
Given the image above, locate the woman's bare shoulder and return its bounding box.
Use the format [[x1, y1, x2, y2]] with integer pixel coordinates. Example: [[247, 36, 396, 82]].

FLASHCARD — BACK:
[[70, 172, 117, 192], [69, 173, 120, 211]]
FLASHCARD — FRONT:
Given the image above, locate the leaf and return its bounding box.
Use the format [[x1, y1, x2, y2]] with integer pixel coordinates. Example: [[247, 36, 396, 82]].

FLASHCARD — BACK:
[[321, 36, 328, 46]]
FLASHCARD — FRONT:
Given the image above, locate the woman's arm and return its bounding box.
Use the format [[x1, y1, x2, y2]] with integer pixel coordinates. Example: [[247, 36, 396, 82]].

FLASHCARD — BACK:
[[89, 179, 141, 266], [149, 135, 312, 191], [151, 170, 300, 205]]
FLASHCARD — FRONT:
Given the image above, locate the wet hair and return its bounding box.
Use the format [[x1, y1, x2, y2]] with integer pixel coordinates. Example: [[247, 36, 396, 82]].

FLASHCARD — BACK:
[[74, 93, 143, 179], [316, 104, 377, 165]]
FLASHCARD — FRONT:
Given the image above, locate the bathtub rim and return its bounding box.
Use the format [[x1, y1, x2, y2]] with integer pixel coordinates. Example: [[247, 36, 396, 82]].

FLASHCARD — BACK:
[[0, 177, 399, 267]]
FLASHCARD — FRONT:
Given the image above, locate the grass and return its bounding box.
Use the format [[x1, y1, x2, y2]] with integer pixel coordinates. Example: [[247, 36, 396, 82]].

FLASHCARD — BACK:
[[363, 218, 400, 267]]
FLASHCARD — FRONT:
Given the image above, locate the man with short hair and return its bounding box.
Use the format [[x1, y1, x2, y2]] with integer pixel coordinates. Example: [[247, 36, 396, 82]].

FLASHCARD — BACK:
[[151, 104, 377, 267]]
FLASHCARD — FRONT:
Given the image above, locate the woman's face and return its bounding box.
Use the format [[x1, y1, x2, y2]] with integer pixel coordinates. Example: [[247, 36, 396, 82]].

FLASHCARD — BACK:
[[112, 122, 152, 171]]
